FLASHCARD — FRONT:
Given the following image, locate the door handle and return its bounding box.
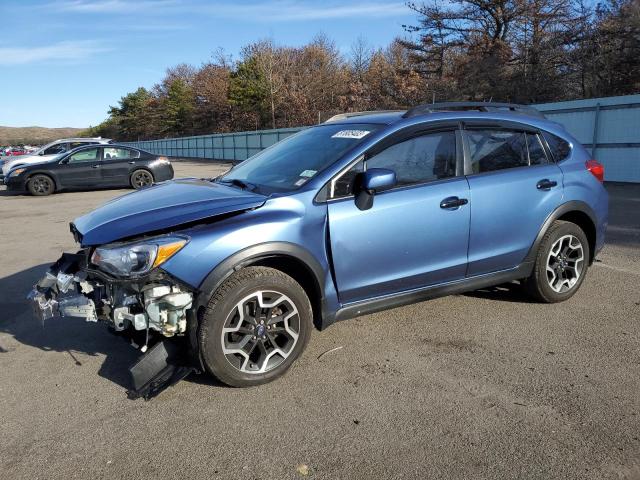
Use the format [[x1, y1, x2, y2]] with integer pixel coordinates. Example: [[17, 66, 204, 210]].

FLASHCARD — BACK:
[[92, 165, 101, 169], [128, 161, 135, 164], [440, 196, 468, 209], [537, 179, 557, 190]]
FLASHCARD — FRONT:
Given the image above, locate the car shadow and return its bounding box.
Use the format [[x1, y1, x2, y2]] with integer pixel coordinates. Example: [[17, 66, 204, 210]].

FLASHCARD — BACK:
[[463, 281, 536, 303], [0, 263, 141, 389]]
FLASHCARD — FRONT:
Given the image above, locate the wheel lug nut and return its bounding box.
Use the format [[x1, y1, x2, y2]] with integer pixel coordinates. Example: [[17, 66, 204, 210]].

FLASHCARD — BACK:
[[252, 336, 257, 340], [260, 320, 264, 325]]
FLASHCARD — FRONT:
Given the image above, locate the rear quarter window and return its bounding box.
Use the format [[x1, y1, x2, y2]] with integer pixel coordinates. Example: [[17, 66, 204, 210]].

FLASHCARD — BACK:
[[542, 131, 571, 162]]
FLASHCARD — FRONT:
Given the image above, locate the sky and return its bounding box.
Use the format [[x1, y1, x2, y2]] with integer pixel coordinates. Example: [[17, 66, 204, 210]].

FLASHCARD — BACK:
[[0, 0, 416, 128]]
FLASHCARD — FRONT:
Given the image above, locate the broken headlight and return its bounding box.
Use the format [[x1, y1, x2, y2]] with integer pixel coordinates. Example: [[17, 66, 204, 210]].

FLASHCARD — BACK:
[[91, 236, 188, 277]]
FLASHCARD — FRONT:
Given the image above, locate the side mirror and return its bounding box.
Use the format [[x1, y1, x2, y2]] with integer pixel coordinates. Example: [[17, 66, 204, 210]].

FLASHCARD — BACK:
[[355, 168, 396, 211]]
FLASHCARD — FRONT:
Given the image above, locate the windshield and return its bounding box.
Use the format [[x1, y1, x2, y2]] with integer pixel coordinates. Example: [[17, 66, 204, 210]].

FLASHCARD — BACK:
[[34, 140, 58, 155], [219, 123, 382, 194]]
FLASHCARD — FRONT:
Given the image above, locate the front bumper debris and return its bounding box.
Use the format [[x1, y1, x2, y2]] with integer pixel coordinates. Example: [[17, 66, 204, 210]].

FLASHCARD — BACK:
[[28, 251, 198, 400]]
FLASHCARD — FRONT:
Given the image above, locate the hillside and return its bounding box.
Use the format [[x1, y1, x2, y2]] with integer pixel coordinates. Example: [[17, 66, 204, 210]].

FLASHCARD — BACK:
[[0, 126, 87, 145]]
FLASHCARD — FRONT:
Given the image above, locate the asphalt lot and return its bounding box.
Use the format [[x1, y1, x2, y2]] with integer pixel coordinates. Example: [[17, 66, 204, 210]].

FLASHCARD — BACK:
[[1, 162, 639, 479]]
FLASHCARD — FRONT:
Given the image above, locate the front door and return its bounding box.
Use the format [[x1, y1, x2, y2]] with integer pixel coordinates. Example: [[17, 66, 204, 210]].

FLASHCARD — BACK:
[[327, 129, 470, 304], [58, 147, 102, 187], [463, 127, 564, 276]]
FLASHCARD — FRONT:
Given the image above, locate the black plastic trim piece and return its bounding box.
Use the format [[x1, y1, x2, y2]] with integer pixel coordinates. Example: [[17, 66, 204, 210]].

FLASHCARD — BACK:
[[335, 262, 533, 322], [522, 200, 597, 264], [196, 242, 326, 309]]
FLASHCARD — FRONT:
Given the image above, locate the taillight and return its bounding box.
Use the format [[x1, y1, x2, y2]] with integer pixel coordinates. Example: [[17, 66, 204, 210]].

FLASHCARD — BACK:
[[586, 159, 604, 183]]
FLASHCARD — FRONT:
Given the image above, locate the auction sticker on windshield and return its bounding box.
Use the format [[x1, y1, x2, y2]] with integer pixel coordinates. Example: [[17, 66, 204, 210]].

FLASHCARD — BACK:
[[331, 130, 370, 139]]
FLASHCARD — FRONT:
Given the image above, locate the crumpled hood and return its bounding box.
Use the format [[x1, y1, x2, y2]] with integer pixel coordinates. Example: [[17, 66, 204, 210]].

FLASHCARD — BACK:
[[73, 179, 267, 246]]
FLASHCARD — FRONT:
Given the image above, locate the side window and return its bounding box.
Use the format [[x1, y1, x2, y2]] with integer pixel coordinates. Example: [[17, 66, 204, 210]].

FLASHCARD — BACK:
[[103, 147, 140, 160], [44, 143, 68, 155], [366, 130, 457, 190], [67, 148, 99, 163], [527, 133, 549, 165], [332, 161, 364, 198], [467, 130, 528, 173], [542, 131, 571, 162]]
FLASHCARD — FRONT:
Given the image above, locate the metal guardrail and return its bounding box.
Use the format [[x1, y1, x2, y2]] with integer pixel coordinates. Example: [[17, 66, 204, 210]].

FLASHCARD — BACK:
[[123, 94, 640, 182], [123, 127, 303, 162], [536, 94, 640, 182]]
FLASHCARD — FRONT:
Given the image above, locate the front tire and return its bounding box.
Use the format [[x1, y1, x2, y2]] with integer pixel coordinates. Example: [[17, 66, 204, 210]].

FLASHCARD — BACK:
[[198, 267, 313, 387], [28, 174, 55, 196], [524, 220, 590, 303]]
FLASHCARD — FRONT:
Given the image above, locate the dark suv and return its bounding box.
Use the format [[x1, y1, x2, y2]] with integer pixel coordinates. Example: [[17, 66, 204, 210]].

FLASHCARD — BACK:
[[29, 102, 608, 397]]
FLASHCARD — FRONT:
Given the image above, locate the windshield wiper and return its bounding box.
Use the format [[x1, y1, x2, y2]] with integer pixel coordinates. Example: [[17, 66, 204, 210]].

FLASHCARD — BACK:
[[217, 178, 258, 192]]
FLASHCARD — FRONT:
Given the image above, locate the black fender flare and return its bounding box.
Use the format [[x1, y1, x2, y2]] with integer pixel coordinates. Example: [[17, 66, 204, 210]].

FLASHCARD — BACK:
[[523, 200, 597, 265], [196, 241, 326, 309]]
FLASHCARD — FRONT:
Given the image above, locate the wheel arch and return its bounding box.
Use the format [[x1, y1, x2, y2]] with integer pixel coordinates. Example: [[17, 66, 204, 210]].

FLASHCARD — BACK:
[[526, 201, 597, 265], [26, 171, 59, 191], [196, 242, 327, 330]]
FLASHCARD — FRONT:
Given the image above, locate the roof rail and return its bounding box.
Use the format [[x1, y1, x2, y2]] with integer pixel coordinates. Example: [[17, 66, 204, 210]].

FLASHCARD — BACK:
[[403, 102, 546, 119], [325, 110, 404, 123]]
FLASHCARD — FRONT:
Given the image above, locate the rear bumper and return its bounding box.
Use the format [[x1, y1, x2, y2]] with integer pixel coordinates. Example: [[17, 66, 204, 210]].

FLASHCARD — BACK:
[[153, 163, 174, 182]]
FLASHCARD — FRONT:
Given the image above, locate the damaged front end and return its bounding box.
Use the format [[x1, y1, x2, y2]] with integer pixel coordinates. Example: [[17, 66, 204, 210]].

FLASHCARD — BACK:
[[28, 250, 198, 400]]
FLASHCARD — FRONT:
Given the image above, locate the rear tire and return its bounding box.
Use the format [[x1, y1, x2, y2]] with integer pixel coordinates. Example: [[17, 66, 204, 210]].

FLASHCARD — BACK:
[[524, 220, 590, 303], [28, 174, 55, 196], [198, 267, 313, 387], [130, 169, 154, 189]]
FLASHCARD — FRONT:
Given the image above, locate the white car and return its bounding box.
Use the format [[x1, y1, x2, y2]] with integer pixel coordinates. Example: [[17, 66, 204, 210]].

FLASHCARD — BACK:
[[1, 137, 112, 179]]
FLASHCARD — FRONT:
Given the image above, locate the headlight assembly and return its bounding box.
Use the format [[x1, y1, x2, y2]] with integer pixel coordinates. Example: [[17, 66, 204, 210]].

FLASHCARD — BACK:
[[91, 236, 188, 277], [9, 168, 26, 177]]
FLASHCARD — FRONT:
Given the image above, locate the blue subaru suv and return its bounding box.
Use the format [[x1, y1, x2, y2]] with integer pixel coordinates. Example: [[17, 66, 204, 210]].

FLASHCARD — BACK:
[[29, 102, 608, 397]]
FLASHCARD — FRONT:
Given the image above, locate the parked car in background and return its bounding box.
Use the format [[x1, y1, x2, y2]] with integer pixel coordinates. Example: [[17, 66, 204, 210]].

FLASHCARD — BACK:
[[0, 137, 111, 180], [4, 144, 173, 195], [27, 102, 608, 398], [3, 147, 27, 156]]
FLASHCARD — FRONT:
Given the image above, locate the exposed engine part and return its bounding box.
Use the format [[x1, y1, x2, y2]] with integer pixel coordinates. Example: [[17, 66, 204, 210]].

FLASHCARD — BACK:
[[29, 262, 194, 339], [28, 251, 200, 401], [27, 290, 58, 323], [28, 270, 99, 323], [58, 295, 97, 322], [112, 307, 146, 331], [142, 285, 193, 337]]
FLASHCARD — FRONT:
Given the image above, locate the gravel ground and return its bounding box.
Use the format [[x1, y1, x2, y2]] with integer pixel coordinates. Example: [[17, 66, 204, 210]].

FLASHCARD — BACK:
[[0, 163, 639, 480]]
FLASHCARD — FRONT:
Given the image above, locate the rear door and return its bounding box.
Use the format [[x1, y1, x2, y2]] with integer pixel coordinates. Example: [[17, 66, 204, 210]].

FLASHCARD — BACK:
[[464, 125, 564, 276], [327, 127, 470, 304], [101, 147, 140, 185], [57, 147, 102, 187]]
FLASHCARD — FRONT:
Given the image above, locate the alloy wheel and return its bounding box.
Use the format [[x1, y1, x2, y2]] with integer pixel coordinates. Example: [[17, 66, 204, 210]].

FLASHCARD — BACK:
[[31, 176, 52, 194], [546, 234, 584, 293], [132, 170, 153, 188], [221, 290, 300, 374]]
